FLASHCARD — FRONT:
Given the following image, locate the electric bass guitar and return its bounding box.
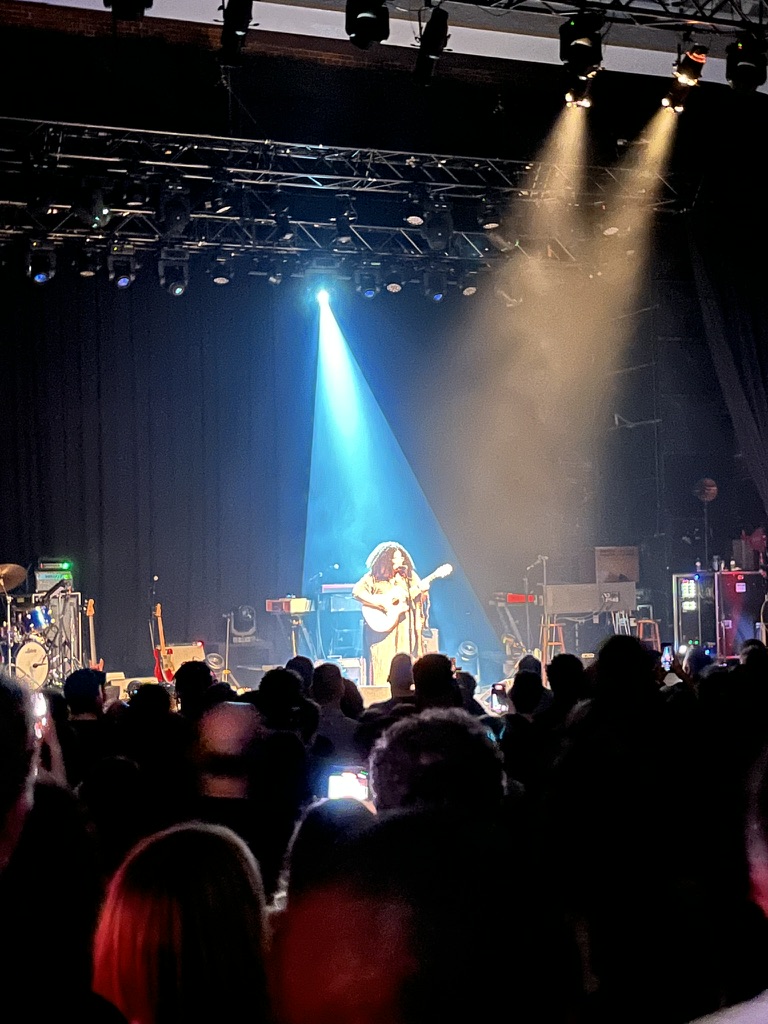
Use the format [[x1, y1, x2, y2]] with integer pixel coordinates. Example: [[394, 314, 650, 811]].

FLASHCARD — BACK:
[[362, 563, 453, 633], [85, 598, 105, 671], [153, 603, 175, 683]]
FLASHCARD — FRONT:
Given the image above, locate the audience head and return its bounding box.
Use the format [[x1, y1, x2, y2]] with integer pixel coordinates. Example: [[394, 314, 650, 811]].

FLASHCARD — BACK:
[[454, 670, 476, 699], [742, 642, 768, 675], [173, 661, 216, 720], [286, 656, 314, 695], [63, 667, 106, 716], [370, 707, 504, 813], [546, 653, 586, 705], [273, 809, 562, 1024], [92, 823, 269, 1024], [340, 677, 364, 720], [0, 672, 35, 863], [312, 663, 345, 708], [412, 654, 461, 711], [509, 669, 544, 716], [747, 743, 768, 916], [195, 702, 262, 797], [284, 797, 375, 904], [129, 682, 172, 718], [387, 653, 414, 697], [258, 667, 303, 710], [741, 638, 767, 665], [681, 646, 714, 681], [517, 654, 542, 677], [593, 634, 658, 704]]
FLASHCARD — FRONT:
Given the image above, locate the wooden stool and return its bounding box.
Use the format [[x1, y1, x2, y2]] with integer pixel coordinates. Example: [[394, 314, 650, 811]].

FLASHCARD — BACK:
[[636, 618, 661, 650], [540, 619, 566, 665]]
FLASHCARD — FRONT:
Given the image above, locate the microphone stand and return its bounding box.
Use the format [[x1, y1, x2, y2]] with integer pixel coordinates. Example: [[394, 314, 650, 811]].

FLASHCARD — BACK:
[[148, 576, 158, 658], [1, 576, 12, 674]]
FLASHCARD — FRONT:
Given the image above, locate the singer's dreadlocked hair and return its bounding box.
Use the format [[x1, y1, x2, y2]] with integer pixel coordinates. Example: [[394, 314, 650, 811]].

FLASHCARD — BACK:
[[366, 542, 416, 582]]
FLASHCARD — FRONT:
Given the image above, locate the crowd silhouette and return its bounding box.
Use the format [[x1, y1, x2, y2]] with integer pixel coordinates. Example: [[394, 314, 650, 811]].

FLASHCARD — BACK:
[[4, 635, 768, 1022]]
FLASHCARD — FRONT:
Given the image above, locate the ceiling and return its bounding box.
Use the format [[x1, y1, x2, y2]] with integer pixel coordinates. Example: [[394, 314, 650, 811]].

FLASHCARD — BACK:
[[24, 0, 768, 88]]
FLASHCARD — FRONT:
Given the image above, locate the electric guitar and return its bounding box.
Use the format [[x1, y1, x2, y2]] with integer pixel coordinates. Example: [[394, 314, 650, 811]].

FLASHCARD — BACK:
[[362, 563, 453, 633], [85, 598, 104, 671], [153, 603, 175, 683]]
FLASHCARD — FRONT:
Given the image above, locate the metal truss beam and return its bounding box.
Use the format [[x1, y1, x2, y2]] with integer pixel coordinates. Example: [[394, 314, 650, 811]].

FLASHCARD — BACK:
[[0, 116, 692, 272], [447, 0, 768, 36]]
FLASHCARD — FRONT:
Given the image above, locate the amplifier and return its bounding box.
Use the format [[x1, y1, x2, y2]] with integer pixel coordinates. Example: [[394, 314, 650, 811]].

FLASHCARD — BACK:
[[266, 597, 313, 615], [544, 583, 637, 616], [327, 593, 360, 614], [673, 571, 766, 659], [422, 628, 440, 654], [165, 642, 206, 668], [322, 656, 367, 688]]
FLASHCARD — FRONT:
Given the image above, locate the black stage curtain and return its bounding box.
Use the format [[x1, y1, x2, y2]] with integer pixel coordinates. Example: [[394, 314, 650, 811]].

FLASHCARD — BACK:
[[689, 217, 768, 519], [2, 272, 314, 676]]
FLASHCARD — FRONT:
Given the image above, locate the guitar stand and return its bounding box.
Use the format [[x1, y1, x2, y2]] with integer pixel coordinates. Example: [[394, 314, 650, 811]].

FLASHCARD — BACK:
[[288, 615, 317, 661]]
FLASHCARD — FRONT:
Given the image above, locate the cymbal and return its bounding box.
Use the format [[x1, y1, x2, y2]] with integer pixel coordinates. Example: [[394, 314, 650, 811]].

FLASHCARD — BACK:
[[0, 563, 27, 592]]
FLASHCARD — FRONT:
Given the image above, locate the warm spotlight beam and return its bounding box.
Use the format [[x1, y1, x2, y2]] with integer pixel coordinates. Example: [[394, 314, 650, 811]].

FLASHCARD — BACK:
[[303, 297, 500, 666]]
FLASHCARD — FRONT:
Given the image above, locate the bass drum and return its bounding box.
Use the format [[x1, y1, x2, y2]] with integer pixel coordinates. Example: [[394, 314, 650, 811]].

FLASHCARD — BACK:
[[13, 640, 50, 689]]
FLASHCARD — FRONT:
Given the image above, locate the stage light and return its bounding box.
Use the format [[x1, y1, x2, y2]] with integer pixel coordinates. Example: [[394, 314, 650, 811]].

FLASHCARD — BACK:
[[560, 12, 604, 74], [269, 187, 295, 241], [345, 0, 389, 49], [333, 194, 357, 246], [266, 260, 284, 285], [317, 288, 330, 305], [158, 250, 189, 297], [205, 186, 236, 215], [27, 241, 56, 285], [354, 264, 380, 296], [674, 43, 708, 87], [124, 182, 149, 208], [726, 33, 767, 92], [458, 269, 479, 296], [221, 0, 254, 57], [159, 188, 191, 238], [478, 197, 502, 232], [103, 0, 152, 17], [414, 6, 450, 85], [423, 268, 446, 302], [661, 44, 707, 112], [423, 199, 453, 252], [560, 11, 603, 105], [383, 263, 406, 293], [209, 255, 235, 285], [74, 185, 113, 230], [232, 604, 258, 637], [76, 249, 102, 278], [565, 75, 594, 108], [108, 246, 137, 289], [403, 190, 427, 227]]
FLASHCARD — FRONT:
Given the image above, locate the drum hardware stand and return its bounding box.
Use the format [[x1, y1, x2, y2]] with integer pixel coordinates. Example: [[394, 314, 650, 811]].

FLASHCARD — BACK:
[[220, 611, 239, 688], [1, 579, 15, 675]]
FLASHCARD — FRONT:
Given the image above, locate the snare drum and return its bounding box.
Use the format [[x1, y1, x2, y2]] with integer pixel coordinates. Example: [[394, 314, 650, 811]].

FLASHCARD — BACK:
[[23, 605, 52, 636], [12, 639, 50, 688]]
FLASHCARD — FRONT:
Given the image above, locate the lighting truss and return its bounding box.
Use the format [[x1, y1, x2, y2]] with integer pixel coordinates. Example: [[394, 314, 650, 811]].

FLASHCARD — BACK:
[[0, 117, 691, 273], [445, 0, 768, 37]]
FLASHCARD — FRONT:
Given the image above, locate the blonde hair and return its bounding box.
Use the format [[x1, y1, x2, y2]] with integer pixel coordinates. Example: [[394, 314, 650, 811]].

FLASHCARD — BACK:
[[93, 823, 269, 1024]]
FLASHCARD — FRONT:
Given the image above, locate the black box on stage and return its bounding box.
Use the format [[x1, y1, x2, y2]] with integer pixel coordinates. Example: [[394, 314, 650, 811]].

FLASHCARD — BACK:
[[322, 656, 367, 688], [673, 571, 766, 660]]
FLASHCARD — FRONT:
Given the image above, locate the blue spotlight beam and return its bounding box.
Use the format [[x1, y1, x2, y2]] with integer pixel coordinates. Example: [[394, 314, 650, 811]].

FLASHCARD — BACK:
[[303, 297, 501, 672]]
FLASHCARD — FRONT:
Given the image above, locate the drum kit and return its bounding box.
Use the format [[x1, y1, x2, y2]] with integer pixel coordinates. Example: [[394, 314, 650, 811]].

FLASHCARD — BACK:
[[1, 562, 82, 689]]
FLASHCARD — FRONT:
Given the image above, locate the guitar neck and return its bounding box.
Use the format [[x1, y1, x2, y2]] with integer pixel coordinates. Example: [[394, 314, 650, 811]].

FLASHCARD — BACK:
[[89, 618, 97, 665]]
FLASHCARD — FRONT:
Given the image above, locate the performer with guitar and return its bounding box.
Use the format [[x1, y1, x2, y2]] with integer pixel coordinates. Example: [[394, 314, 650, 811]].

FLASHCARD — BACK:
[[352, 541, 452, 687]]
